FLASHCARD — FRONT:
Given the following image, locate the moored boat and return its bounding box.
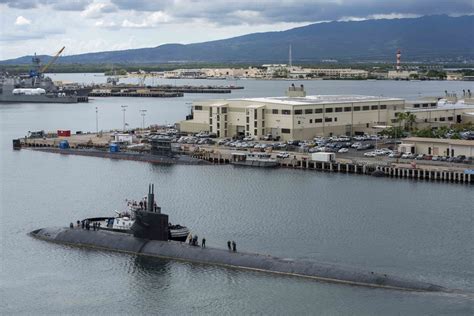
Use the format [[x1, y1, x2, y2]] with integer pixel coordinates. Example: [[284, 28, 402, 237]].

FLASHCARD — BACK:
[[83, 198, 190, 242], [230, 152, 279, 168]]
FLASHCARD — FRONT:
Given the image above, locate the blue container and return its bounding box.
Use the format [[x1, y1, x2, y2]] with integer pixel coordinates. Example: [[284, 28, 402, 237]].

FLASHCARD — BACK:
[[58, 140, 69, 149], [109, 143, 120, 153]]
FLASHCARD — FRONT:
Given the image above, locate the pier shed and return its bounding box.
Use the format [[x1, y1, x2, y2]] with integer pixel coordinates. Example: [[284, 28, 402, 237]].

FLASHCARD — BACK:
[[399, 137, 474, 157]]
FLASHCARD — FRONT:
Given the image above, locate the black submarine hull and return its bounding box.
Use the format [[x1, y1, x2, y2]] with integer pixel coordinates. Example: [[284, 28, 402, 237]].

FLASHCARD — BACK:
[[30, 227, 445, 292]]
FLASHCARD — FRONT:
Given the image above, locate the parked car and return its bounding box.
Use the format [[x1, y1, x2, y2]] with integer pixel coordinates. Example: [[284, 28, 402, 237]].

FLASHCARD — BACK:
[[276, 152, 290, 158], [415, 154, 425, 160], [432, 155, 440, 161], [338, 148, 349, 153], [364, 151, 376, 157], [401, 153, 415, 159], [389, 152, 402, 158]]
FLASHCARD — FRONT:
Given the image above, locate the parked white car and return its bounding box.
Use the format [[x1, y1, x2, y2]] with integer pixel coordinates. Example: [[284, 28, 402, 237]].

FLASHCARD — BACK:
[[338, 148, 349, 153], [276, 152, 290, 158]]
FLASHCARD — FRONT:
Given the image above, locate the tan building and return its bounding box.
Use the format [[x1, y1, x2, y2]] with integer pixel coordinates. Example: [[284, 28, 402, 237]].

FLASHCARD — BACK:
[[180, 86, 405, 140], [387, 70, 418, 79], [399, 137, 474, 157], [401, 103, 474, 129]]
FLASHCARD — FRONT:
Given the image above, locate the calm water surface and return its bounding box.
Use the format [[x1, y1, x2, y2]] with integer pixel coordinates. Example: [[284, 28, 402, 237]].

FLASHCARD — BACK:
[[1, 76, 473, 314]]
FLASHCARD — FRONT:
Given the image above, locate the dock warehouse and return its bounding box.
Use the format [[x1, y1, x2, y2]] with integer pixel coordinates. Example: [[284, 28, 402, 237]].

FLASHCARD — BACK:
[[180, 85, 474, 141], [180, 85, 405, 140], [399, 137, 474, 157]]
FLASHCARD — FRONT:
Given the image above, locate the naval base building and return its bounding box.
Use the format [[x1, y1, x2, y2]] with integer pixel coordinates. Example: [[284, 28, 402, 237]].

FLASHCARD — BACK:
[[179, 85, 474, 141]]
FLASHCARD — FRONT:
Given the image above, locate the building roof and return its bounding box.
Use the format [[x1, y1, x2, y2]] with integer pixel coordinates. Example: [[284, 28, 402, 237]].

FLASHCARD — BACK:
[[403, 137, 474, 146], [406, 102, 474, 113], [228, 95, 403, 106]]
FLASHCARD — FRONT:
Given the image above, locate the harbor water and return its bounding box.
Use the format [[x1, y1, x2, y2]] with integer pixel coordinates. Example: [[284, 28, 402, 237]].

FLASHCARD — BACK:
[[1, 76, 473, 314]]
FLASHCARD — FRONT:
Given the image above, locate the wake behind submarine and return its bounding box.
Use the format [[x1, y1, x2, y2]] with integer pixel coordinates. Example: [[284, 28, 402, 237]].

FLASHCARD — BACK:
[[30, 184, 445, 292]]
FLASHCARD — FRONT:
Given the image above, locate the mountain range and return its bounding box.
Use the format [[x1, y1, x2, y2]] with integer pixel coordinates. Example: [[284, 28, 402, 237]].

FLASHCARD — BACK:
[[2, 15, 473, 65]]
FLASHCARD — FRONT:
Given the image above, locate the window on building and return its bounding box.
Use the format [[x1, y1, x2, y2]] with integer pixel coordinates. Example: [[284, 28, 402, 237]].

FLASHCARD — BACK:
[[422, 104, 429, 108], [194, 105, 202, 111], [224, 115, 227, 121], [344, 107, 351, 112], [262, 129, 265, 135], [448, 117, 453, 121], [353, 106, 361, 111], [221, 108, 227, 114], [371, 105, 378, 110], [246, 125, 249, 131], [210, 126, 213, 132], [325, 117, 332, 122], [246, 117, 249, 123], [254, 129, 258, 135], [434, 118, 438, 121], [217, 115, 220, 121], [217, 123, 220, 128], [217, 131, 220, 137], [309, 119, 313, 123], [366, 123, 369, 128], [282, 110, 291, 115], [217, 108, 220, 114], [335, 107, 342, 112], [272, 109, 279, 114], [440, 117, 446, 121], [254, 121, 257, 127], [315, 118, 323, 123], [334, 117, 338, 122], [295, 109, 303, 115], [305, 109, 313, 114], [281, 128, 291, 134], [254, 110, 257, 120], [225, 122, 227, 128], [363, 106, 370, 111], [297, 121, 301, 125], [380, 104, 387, 110], [262, 109, 264, 116], [315, 108, 323, 113], [414, 104, 420, 108], [262, 121, 265, 127], [210, 118, 213, 124], [325, 108, 333, 113]]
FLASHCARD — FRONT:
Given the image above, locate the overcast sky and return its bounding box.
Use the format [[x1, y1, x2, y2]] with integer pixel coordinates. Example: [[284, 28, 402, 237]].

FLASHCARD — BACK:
[[0, 0, 473, 60]]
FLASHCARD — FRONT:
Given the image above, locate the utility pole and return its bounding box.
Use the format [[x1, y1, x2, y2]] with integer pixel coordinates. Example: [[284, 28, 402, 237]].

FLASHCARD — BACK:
[[95, 107, 99, 135], [121, 105, 128, 131], [140, 109, 147, 129]]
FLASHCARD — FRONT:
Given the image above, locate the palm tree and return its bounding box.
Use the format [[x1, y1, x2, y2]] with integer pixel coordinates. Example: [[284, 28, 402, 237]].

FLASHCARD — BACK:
[[405, 113, 417, 131]]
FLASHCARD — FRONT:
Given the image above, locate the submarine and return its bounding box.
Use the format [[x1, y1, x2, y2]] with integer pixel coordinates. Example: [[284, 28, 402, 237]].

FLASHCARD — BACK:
[[30, 185, 446, 292]]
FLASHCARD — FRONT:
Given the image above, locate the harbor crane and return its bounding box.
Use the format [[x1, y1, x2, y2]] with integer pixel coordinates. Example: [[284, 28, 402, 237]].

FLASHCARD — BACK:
[[40, 46, 65, 73]]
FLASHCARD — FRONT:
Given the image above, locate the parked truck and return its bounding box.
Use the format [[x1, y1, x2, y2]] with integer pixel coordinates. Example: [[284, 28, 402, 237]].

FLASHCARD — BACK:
[[311, 152, 336, 162]]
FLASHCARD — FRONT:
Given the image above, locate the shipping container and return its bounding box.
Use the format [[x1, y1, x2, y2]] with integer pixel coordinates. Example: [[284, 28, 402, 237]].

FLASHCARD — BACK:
[[57, 130, 71, 137]]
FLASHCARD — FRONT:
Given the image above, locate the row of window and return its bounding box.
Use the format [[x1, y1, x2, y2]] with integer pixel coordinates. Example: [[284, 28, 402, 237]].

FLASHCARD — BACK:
[[273, 104, 388, 115], [297, 117, 338, 124]]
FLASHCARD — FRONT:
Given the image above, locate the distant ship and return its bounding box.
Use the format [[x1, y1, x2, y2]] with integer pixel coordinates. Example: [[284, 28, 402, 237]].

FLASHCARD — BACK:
[[0, 48, 88, 103]]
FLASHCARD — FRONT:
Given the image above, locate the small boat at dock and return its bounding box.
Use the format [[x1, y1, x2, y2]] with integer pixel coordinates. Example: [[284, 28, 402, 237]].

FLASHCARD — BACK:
[[83, 199, 190, 242], [230, 152, 279, 168]]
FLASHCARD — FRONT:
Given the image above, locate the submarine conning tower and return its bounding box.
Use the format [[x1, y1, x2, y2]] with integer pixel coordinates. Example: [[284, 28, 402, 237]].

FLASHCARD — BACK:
[[131, 184, 169, 241]]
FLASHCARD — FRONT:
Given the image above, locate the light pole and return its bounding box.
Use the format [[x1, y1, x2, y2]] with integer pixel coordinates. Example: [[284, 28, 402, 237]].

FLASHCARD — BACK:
[[95, 107, 99, 135], [140, 109, 147, 129], [121, 105, 128, 131]]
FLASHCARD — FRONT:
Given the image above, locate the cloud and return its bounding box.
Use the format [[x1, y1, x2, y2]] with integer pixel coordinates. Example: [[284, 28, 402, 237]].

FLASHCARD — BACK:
[[1, 0, 91, 11], [81, 2, 117, 18], [110, 0, 474, 25], [121, 11, 172, 28], [15, 15, 32, 25]]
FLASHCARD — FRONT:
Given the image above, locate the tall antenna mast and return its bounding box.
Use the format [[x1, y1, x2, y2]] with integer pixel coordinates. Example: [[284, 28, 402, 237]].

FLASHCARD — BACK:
[[289, 44, 292, 68]]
